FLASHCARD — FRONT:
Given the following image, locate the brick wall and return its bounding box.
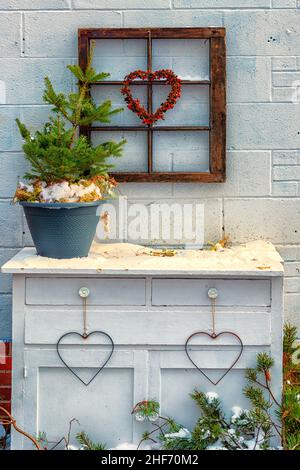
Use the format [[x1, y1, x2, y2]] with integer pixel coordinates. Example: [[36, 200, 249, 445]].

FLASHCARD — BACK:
[[0, 1, 300, 337], [0, 341, 12, 419]]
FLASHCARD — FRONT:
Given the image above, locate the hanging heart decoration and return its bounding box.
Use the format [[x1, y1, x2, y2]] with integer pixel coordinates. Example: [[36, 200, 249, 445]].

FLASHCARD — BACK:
[[121, 69, 182, 125], [56, 330, 114, 386], [184, 331, 243, 386]]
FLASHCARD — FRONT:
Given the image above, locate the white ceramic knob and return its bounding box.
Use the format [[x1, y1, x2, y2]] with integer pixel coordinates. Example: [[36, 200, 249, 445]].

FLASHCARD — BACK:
[[78, 287, 90, 298], [207, 288, 218, 299]]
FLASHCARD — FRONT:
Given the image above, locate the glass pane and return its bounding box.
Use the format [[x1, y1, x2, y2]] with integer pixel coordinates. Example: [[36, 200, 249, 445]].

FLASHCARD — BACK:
[[91, 131, 148, 173], [93, 39, 147, 81], [152, 84, 209, 127], [153, 131, 209, 173], [152, 39, 209, 81], [91, 85, 148, 127]]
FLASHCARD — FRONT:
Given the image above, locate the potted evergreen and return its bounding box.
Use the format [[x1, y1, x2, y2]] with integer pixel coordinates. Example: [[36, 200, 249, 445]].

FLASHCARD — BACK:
[[14, 46, 125, 259]]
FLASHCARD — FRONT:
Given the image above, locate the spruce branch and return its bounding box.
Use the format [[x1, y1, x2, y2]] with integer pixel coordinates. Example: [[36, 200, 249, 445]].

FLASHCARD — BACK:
[[283, 323, 298, 354], [244, 353, 283, 442], [43, 77, 71, 123], [16, 118, 31, 140], [76, 431, 106, 451], [15, 42, 125, 185]]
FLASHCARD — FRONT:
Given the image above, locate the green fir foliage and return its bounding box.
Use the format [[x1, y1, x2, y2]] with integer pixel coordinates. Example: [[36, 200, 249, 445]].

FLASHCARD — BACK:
[[76, 431, 106, 451], [15, 41, 125, 184], [282, 323, 300, 450]]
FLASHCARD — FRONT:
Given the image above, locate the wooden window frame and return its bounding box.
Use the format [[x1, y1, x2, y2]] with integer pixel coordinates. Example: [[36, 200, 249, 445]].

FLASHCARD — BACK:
[[78, 27, 226, 183]]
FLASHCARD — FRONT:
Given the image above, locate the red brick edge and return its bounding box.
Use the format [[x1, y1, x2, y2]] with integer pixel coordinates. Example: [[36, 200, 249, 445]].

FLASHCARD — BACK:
[[0, 341, 12, 419]]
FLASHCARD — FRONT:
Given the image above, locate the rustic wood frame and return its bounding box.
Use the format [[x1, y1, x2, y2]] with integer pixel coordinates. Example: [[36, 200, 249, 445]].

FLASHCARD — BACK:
[[78, 28, 226, 183]]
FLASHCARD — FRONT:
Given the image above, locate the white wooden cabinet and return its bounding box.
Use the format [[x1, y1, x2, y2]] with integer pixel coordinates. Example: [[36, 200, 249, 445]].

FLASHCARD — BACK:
[[2, 242, 284, 450]]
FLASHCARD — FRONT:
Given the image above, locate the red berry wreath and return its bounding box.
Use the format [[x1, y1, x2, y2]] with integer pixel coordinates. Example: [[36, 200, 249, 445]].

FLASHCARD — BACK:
[[121, 69, 182, 125]]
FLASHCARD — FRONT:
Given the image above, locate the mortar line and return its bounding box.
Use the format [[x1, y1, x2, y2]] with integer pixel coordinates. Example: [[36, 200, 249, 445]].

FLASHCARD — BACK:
[[1, 55, 294, 59], [0, 6, 299, 11], [20, 12, 25, 57]]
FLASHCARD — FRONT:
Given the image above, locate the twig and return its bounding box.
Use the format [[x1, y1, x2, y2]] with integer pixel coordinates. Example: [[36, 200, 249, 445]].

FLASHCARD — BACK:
[[253, 424, 263, 451], [291, 441, 300, 451], [252, 377, 281, 408], [136, 416, 174, 450], [0, 406, 41, 450], [219, 418, 244, 450], [49, 417, 79, 450], [49, 436, 67, 451]]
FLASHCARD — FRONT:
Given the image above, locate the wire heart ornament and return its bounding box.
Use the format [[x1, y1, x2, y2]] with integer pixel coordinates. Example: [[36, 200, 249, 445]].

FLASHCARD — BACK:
[[56, 330, 114, 386], [184, 331, 244, 386], [121, 69, 182, 125]]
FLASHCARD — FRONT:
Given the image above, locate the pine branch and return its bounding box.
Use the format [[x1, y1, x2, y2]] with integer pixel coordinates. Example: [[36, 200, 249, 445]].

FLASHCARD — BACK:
[[43, 77, 72, 123], [15, 118, 31, 139], [76, 431, 106, 451], [283, 323, 298, 354], [15, 36, 126, 188]]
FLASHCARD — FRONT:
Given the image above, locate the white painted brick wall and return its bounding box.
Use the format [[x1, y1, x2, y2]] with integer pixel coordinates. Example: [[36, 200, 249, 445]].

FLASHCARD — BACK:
[[0, 59, 76, 104], [174, 1, 271, 7], [272, 0, 296, 7], [272, 87, 296, 102], [228, 103, 299, 149], [0, 13, 21, 57], [272, 181, 298, 196], [228, 57, 271, 103], [73, 1, 171, 8], [272, 56, 297, 70], [273, 150, 299, 165], [0, 0, 300, 337], [274, 166, 300, 180], [224, 10, 300, 56], [0, 1, 71, 9], [271, 56, 300, 102], [223, 198, 300, 244], [273, 71, 300, 87]]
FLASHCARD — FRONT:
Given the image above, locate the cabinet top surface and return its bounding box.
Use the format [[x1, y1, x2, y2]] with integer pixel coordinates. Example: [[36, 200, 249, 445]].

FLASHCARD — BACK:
[[1, 240, 283, 277]]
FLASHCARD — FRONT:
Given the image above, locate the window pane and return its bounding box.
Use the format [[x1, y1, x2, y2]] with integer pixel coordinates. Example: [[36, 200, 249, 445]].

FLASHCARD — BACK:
[[91, 85, 147, 127], [153, 85, 209, 127], [153, 131, 209, 173], [152, 39, 209, 81], [93, 39, 147, 81], [91, 131, 148, 173]]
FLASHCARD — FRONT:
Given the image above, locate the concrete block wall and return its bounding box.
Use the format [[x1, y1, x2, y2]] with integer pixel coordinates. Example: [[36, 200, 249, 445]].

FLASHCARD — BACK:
[[0, 1, 300, 337]]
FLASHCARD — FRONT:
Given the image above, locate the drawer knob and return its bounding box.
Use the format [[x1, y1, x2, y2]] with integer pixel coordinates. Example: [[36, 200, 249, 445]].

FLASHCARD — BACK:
[[207, 288, 218, 299], [78, 287, 90, 298]]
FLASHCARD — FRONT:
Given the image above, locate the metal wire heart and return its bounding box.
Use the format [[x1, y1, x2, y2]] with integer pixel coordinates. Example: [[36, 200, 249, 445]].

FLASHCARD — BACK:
[[184, 331, 243, 386], [56, 330, 114, 386]]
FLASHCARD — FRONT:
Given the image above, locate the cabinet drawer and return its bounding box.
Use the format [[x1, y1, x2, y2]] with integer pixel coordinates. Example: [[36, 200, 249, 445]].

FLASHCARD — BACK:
[[25, 309, 271, 346], [26, 277, 146, 306], [152, 279, 270, 306]]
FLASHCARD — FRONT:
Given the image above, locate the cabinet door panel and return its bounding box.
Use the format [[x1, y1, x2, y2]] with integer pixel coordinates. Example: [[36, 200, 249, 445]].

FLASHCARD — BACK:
[[148, 349, 266, 432], [38, 367, 133, 447], [15, 349, 148, 450], [160, 369, 249, 430]]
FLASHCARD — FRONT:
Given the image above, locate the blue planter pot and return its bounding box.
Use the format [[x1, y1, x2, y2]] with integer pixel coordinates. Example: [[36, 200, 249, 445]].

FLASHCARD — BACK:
[[20, 201, 103, 259]]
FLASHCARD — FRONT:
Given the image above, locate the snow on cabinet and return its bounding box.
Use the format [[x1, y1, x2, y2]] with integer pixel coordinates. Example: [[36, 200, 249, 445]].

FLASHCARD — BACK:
[[2, 241, 284, 449]]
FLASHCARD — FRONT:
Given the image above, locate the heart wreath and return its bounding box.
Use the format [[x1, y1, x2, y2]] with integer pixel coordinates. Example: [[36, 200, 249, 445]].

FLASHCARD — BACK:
[[121, 69, 182, 125]]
